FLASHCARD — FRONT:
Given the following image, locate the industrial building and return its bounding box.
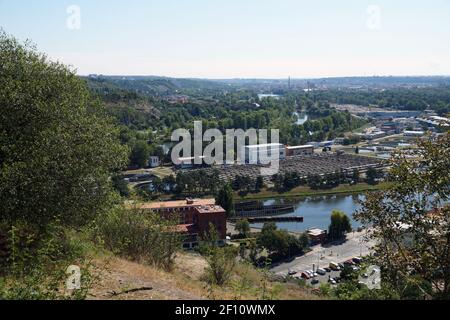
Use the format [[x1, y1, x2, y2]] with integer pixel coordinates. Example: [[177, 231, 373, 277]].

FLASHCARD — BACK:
[[243, 143, 286, 164], [285, 145, 315, 157], [137, 198, 227, 249]]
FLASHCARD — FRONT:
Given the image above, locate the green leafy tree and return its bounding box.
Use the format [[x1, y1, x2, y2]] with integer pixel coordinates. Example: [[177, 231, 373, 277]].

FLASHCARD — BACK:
[[201, 224, 238, 286], [298, 232, 310, 249], [328, 210, 352, 241], [366, 167, 382, 185], [352, 169, 360, 183], [0, 32, 128, 297], [235, 219, 251, 238], [130, 140, 150, 168], [216, 184, 234, 217], [0, 32, 128, 228], [355, 134, 450, 299], [255, 176, 264, 191]]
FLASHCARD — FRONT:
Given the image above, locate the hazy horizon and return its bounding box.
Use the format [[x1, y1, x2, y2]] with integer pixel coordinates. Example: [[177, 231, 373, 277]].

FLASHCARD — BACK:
[[1, 0, 450, 78]]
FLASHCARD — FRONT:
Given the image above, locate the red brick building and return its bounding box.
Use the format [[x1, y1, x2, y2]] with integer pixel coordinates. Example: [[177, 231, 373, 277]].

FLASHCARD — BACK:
[[137, 198, 227, 249]]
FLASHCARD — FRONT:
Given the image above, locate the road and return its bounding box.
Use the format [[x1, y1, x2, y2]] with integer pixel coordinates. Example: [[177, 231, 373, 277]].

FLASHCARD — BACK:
[[271, 230, 375, 277]]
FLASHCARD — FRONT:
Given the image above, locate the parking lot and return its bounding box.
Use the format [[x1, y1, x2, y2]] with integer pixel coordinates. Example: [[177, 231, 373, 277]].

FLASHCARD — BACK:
[[179, 153, 383, 184], [271, 230, 375, 286]]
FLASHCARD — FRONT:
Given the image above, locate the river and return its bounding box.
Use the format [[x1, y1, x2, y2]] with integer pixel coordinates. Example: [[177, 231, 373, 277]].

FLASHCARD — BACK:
[[249, 194, 364, 233]]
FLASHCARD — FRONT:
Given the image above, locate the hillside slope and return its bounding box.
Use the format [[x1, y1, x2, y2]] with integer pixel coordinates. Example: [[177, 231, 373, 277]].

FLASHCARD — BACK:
[[88, 253, 321, 300]]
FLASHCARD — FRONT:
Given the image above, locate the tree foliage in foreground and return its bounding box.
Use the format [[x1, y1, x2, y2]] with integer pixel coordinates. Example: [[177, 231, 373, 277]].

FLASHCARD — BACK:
[[0, 31, 128, 298], [0, 31, 129, 227], [355, 133, 450, 299]]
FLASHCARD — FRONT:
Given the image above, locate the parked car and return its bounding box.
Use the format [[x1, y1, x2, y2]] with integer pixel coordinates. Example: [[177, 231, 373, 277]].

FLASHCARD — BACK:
[[353, 257, 363, 264], [324, 267, 332, 273], [299, 272, 310, 280], [306, 270, 317, 277], [338, 263, 345, 269], [317, 268, 327, 276], [329, 262, 340, 271], [328, 278, 337, 285], [344, 260, 355, 266], [288, 270, 297, 276], [311, 279, 319, 285], [295, 272, 311, 280]]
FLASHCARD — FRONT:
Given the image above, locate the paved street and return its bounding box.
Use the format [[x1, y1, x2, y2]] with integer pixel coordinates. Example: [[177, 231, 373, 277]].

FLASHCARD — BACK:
[[271, 230, 375, 278]]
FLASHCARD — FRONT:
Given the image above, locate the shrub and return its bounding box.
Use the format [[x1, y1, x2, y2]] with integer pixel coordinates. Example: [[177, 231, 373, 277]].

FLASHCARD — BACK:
[[0, 221, 94, 300], [95, 207, 182, 271], [201, 225, 238, 286]]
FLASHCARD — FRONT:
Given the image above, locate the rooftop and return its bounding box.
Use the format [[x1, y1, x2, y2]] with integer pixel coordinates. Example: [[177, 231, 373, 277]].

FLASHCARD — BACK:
[[307, 228, 327, 236], [195, 205, 226, 214], [245, 143, 284, 149], [286, 145, 314, 150], [137, 198, 216, 210]]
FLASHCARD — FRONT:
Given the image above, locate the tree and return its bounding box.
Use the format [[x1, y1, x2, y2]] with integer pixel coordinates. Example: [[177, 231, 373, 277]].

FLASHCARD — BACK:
[[0, 32, 128, 227], [130, 140, 150, 168], [112, 175, 130, 197], [366, 167, 382, 185], [355, 134, 450, 299], [216, 184, 234, 217], [255, 176, 264, 191], [298, 232, 310, 249], [328, 210, 352, 241], [235, 219, 251, 238], [352, 169, 360, 183], [201, 224, 238, 286], [257, 222, 304, 259]]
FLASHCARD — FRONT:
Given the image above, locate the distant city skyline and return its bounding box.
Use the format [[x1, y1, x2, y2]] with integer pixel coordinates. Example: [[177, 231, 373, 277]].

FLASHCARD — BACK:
[[1, 0, 450, 78]]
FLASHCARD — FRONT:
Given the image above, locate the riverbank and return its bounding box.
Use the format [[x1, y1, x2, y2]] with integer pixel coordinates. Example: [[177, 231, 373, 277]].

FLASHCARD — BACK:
[[235, 182, 391, 202]]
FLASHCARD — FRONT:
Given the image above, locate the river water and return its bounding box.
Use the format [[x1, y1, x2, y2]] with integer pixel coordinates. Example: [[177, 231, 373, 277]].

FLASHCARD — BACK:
[[250, 194, 365, 233]]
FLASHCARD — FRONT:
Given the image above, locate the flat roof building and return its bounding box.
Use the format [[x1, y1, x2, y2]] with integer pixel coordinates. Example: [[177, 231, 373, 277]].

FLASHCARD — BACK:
[[307, 228, 328, 245], [243, 143, 286, 164], [285, 145, 315, 157], [136, 198, 227, 249]]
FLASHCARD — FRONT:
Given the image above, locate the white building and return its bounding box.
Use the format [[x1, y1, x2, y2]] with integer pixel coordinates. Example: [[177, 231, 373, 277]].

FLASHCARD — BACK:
[[243, 143, 286, 164], [148, 156, 160, 168], [404, 130, 425, 137]]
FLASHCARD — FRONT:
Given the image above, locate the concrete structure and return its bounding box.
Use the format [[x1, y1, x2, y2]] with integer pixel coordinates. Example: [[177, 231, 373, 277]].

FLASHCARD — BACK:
[[285, 145, 315, 157], [380, 121, 403, 134], [357, 130, 386, 140], [148, 156, 160, 168], [404, 130, 425, 137], [357, 110, 421, 119], [138, 198, 227, 249], [175, 156, 208, 169], [319, 141, 334, 148], [243, 143, 286, 164]]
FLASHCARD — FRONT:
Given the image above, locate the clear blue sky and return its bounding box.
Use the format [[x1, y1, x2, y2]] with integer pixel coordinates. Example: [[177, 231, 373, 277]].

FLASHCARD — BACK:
[[1, 0, 449, 78]]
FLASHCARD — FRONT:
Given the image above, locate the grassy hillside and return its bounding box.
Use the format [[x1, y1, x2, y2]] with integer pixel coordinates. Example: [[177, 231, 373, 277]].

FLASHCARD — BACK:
[[89, 251, 322, 300]]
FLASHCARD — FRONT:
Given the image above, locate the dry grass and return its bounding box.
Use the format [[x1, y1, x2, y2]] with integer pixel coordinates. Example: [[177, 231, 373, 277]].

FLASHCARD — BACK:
[[88, 251, 321, 300]]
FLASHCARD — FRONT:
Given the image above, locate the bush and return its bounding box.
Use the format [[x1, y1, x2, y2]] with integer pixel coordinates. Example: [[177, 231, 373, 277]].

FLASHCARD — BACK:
[[94, 207, 182, 271], [200, 225, 238, 286], [0, 221, 94, 300]]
